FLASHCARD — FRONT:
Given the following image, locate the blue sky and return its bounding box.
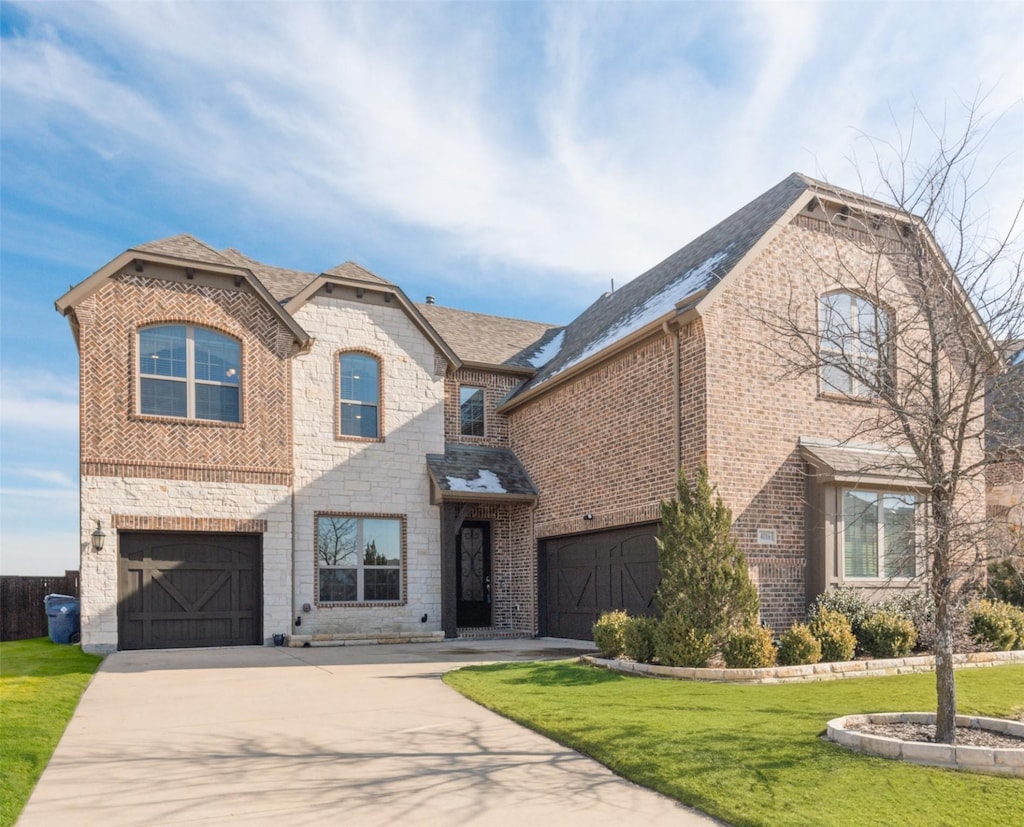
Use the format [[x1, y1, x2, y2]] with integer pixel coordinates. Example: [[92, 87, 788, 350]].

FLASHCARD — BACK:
[[1, 1, 1022, 575]]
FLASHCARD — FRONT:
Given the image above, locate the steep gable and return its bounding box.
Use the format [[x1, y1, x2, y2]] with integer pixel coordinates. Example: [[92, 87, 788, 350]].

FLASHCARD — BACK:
[[509, 173, 813, 399]]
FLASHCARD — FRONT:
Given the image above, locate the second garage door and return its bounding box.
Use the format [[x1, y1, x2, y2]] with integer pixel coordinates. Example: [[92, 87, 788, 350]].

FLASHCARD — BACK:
[[540, 523, 659, 640], [118, 532, 262, 650]]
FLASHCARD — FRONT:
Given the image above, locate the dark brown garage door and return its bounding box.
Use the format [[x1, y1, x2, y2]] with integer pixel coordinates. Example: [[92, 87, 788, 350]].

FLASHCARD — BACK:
[[119, 532, 262, 650], [540, 523, 659, 640]]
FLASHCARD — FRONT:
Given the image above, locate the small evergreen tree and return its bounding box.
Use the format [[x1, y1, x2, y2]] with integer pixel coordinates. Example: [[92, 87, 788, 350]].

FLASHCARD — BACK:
[[655, 465, 760, 653]]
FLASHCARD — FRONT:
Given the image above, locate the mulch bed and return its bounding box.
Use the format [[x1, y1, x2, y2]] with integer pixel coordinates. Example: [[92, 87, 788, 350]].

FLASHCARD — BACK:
[[846, 720, 1024, 749]]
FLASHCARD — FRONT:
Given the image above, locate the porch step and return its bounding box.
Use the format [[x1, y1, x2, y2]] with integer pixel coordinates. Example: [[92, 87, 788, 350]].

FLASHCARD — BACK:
[[285, 631, 445, 647], [456, 627, 532, 640]]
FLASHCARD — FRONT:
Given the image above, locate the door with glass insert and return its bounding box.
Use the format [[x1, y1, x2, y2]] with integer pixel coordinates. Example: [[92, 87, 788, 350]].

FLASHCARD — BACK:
[[456, 521, 491, 627]]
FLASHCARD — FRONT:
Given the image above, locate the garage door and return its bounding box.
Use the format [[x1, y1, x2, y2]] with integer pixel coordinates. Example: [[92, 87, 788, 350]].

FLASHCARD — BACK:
[[118, 532, 262, 650], [540, 523, 659, 640]]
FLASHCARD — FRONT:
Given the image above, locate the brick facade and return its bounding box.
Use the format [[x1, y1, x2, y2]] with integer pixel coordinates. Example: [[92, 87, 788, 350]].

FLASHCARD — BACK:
[[77, 269, 294, 484], [66, 178, 1003, 650]]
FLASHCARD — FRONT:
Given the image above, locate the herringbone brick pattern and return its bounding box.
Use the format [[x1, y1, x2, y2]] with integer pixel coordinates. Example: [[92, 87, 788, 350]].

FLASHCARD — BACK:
[[78, 273, 294, 483]]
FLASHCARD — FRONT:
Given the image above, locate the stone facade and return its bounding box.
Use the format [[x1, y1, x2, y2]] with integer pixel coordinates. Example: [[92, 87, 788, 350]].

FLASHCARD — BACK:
[[289, 295, 447, 638], [79, 477, 292, 652]]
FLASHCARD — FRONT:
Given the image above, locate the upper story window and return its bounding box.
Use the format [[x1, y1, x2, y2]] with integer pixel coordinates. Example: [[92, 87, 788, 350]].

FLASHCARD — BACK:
[[459, 386, 485, 437], [842, 489, 917, 579], [138, 325, 241, 422], [317, 514, 402, 603], [339, 352, 380, 439], [819, 292, 890, 397]]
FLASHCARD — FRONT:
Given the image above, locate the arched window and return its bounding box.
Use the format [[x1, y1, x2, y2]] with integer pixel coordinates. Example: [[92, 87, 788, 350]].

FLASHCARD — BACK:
[[138, 325, 241, 422], [819, 292, 891, 397], [338, 352, 380, 438]]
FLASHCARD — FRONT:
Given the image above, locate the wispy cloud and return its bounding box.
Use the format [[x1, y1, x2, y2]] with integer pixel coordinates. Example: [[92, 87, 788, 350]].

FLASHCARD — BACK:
[[0, 371, 78, 433], [4, 1, 1018, 291]]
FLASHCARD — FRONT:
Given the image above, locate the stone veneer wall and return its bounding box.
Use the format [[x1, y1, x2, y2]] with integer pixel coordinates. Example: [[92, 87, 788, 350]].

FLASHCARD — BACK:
[[290, 296, 446, 637], [79, 477, 292, 653]]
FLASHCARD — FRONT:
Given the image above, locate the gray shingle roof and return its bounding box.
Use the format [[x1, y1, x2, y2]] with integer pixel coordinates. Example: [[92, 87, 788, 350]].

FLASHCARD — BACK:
[[799, 436, 925, 486], [322, 261, 393, 285], [417, 303, 560, 370], [426, 444, 539, 500], [133, 234, 233, 266], [218, 248, 315, 302], [513, 173, 814, 395]]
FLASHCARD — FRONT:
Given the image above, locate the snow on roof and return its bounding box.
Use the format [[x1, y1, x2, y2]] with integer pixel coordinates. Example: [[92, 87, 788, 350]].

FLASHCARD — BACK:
[[550, 248, 729, 379], [527, 330, 565, 368], [445, 470, 507, 494]]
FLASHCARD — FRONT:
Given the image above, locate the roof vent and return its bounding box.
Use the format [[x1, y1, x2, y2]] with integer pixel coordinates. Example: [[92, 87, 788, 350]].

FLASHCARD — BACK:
[[425, 295, 436, 305]]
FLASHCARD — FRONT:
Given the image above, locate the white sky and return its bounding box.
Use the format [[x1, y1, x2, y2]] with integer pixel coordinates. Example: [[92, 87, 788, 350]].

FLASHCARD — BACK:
[[1, 0, 1022, 574]]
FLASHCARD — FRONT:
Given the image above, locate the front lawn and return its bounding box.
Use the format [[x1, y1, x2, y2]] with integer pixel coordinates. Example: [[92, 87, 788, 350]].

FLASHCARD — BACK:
[[0, 638, 102, 827], [444, 662, 1024, 827]]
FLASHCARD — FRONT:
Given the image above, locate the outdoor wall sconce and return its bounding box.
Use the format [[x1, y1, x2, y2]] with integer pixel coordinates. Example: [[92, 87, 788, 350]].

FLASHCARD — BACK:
[[583, 512, 594, 521], [91, 520, 106, 552]]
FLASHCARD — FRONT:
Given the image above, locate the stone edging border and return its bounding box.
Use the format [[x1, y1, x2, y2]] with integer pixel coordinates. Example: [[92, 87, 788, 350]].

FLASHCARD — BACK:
[[581, 649, 1024, 684], [827, 712, 1024, 776]]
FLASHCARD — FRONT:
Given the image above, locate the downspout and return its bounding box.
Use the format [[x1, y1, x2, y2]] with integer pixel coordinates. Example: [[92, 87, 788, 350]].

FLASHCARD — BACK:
[[663, 320, 682, 474]]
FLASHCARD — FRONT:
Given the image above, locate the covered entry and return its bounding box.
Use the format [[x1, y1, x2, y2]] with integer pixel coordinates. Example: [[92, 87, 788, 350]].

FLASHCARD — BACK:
[[118, 532, 262, 650], [540, 523, 660, 640]]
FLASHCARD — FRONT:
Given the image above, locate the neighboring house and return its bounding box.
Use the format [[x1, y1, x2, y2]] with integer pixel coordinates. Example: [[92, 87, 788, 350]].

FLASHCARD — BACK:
[[56, 173, 993, 653], [987, 343, 1024, 556]]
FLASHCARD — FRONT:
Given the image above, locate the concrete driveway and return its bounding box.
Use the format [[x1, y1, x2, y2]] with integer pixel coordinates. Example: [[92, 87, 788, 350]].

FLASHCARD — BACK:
[[19, 639, 720, 826]]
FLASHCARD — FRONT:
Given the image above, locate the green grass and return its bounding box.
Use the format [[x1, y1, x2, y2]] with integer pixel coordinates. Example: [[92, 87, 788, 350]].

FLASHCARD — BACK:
[[445, 662, 1024, 827], [0, 638, 102, 827]]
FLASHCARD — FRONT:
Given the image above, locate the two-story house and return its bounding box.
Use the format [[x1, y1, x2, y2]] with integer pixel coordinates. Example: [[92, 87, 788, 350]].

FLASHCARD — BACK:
[[56, 173, 992, 653]]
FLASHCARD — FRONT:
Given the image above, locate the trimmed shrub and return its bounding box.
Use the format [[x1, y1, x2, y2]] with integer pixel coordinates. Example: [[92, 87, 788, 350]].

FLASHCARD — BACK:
[[722, 624, 777, 668], [808, 608, 856, 662], [970, 600, 1024, 650], [592, 610, 630, 658], [656, 466, 759, 653], [859, 610, 918, 658], [810, 587, 872, 641], [777, 623, 822, 666], [654, 611, 714, 667], [624, 615, 658, 664], [988, 558, 1024, 608]]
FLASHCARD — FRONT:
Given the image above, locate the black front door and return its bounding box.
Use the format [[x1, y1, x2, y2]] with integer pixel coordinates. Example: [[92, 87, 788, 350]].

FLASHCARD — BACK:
[[456, 521, 491, 627]]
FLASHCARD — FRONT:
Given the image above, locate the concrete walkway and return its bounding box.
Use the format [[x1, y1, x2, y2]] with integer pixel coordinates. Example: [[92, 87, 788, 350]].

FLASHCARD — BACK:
[[19, 639, 721, 826]]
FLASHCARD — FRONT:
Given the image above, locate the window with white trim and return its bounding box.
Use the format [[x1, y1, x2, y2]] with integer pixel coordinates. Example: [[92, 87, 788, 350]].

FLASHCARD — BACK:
[[842, 489, 917, 579], [459, 385, 485, 436], [339, 352, 380, 438], [138, 325, 241, 422], [317, 515, 402, 602], [820, 292, 890, 397]]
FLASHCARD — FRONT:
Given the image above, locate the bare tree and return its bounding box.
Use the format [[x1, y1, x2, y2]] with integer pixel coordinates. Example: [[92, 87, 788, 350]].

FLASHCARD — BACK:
[[759, 97, 1023, 743]]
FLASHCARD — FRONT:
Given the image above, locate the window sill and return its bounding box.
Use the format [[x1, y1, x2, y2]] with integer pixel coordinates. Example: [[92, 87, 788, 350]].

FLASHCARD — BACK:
[[130, 413, 245, 428], [333, 434, 386, 443]]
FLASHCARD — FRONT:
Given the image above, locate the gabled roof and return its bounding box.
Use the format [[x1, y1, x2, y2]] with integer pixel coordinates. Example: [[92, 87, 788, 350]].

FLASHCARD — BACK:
[[426, 444, 539, 503], [54, 235, 311, 348], [416, 303, 561, 372], [502, 174, 814, 405], [322, 261, 393, 285], [133, 234, 233, 265]]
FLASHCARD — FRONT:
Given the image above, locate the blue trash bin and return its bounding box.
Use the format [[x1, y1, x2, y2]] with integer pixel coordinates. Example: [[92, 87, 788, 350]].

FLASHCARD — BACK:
[[44, 594, 81, 644]]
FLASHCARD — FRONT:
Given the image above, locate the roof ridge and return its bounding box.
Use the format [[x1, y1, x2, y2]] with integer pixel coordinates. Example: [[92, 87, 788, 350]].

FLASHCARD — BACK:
[[132, 234, 233, 265]]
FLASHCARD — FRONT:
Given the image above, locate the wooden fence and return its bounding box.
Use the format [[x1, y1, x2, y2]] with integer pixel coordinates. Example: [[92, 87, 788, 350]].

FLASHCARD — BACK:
[[0, 571, 80, 642]]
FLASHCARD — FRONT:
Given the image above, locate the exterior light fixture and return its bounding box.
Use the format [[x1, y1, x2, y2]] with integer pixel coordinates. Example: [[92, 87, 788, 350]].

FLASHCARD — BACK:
[[91, 520, 106, 552], [583, 512, 594, 521]]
